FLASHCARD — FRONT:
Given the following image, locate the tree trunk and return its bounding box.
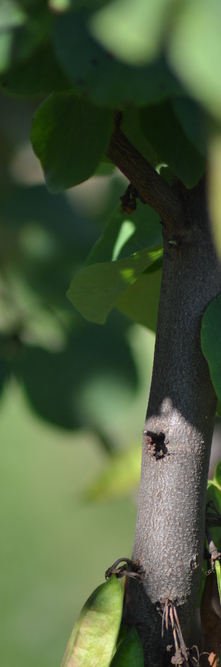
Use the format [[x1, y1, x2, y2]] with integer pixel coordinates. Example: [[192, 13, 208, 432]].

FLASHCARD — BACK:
[[124, 181, 221, 666], [107, 127, 221, 666]]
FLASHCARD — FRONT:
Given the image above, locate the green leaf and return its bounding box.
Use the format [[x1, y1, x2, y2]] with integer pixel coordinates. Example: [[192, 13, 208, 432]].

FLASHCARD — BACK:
[[208, 132, 221, 262], [17, 0, 48, 9], [206, 468, 221, 552], [197, 559, 208, 608], [208, 468, 221, 606], [201, 295, 221, 403], [110, 627, 144, 667], [168, 0, 221, 120], [87, 209, 136, 265], [88, 201, 162, 265], [95, 161, 116, 176], [140, 99, 206, 188], [31, 92, 113, 192], [121, 108, 158, 167], [60, 576, 124, 667], [0, 42, 69, 95], [50, 0, 110, 9], [217, 402, 221, 417], [207, 481, 221, 513], [116, 264, 162, 332], [14, 322, 137, 431], [67, 245, 163, 324], [85, 444, 141, 501], [0, 0, 26, 30], [215, 559, 221, 605], [84, 195, 162, 330], [89, 0, 174, 66], [53, 12, 183, 108], [0, 338, 10, 395], [0, 8, 51, 75], [202, 470, 221, 608], [214, 461, 221, 489], [171, 97, 207, 158]]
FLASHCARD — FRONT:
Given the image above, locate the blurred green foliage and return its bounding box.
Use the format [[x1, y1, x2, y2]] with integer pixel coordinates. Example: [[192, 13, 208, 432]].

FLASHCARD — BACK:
[[1, 0, 221, 665], [0, 81, 155, 667], [0, 382, 139, 667]]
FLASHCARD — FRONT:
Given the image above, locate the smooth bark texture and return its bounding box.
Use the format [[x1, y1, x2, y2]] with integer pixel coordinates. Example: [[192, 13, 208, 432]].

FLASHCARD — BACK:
[[107, 124, 221, 667], [125, 183, 221, 666], [107, 127, 221, 667]]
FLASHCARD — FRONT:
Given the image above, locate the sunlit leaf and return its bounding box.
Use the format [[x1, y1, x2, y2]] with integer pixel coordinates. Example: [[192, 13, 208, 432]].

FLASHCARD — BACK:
[[60, 576, 123, 667], [116, 264, 162, 332], [67, 245, 163, 324], [0, 0, 26, 29], [89, 0, 174, 66], [215, 559, 221, 605], [77, 201, 162, 327], [87, 201, 162, 265], [168, 0, 221, 120], [214, 462, 221, 489], [208, 132, 221, 260]]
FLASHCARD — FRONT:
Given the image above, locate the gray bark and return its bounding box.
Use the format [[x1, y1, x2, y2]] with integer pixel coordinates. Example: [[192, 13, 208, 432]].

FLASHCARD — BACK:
[[125, 182, 221, 666]]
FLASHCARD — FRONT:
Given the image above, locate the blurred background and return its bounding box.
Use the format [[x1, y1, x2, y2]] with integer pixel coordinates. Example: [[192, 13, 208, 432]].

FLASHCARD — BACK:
[[1, 92, 221, 667], [0, 91, 156, 667]]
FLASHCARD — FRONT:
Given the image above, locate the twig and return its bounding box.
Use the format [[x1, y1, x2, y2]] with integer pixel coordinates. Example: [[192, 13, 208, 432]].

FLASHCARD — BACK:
[[106, 126, 185, 234], [105, 557, 144, 581]]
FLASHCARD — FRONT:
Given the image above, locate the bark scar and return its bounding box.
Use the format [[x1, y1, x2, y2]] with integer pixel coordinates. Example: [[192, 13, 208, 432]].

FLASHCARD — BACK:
[[143, 429, 169, 460]]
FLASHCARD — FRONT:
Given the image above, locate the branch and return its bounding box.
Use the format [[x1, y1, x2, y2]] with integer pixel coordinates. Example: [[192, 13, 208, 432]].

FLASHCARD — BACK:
[[106, 126, 184, 233]]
